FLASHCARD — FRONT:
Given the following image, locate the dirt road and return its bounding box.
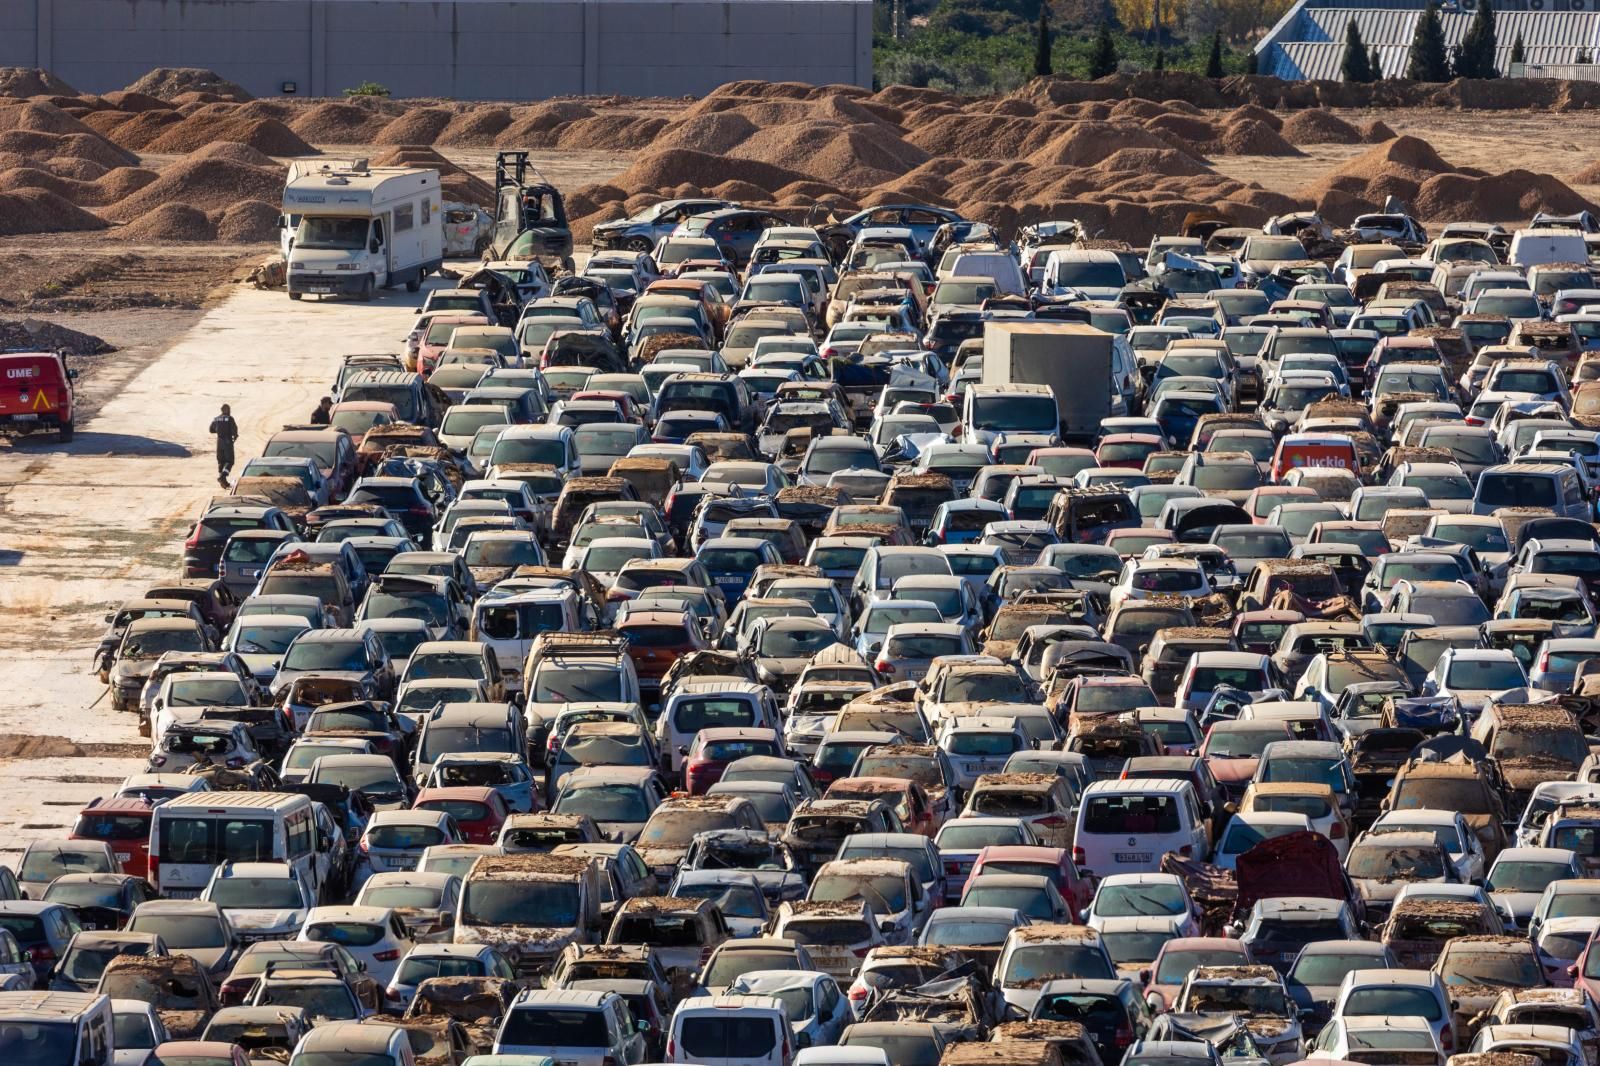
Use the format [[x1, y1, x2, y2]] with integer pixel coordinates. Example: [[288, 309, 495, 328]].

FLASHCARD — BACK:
[[0, 282, 431, 865]]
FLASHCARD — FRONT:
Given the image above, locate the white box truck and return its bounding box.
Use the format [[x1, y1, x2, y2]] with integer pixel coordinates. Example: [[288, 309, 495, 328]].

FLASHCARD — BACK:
[[282, 160, 444, 301], [979, 320, 1117, 443]]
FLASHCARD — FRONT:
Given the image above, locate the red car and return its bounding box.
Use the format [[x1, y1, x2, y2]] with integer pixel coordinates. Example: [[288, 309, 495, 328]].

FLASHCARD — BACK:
[[70, 796, 153, 879], [684, 727, 785, 795], [1095, 433, 1165, 470], [617, 608, 709, 709], [968, 845, 1094, 913], [412, 786, 510, 845]]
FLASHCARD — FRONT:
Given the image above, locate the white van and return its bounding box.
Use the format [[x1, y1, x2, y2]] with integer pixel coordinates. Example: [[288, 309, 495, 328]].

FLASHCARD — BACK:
[[669, 993, 794, 1066], [657, 681, 783, 775], [1510, 228, 1589, 269], [470, 588, 582, 680], [149, 792, 320, 899], [1072, 778, 1210, 878], [283, 161, 444, 300], [0, 991, 113, 1065], [946, 253, 1026, 295]]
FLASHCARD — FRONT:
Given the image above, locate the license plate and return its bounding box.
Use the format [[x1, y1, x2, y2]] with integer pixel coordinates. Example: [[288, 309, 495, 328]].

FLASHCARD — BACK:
[[114, 853, 130, 862], [309, 285, 333, 294], [1115, 852, 1152, 863], [12, 413, 36, 421], [242, 568, 261, 578]]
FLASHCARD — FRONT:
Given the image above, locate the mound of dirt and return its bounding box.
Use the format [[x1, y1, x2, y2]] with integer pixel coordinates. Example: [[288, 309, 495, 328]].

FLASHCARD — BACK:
[[495, 101, 598, 147], [112, 201, 217, 241], [185, 140, 276, 167], [436, 108, 513, 147], [0, 128, 137, 170], [1360, 119, 1398, 143], [1144, 112, 1219, 145], [0, 318, 113, 355], [1572, 161, 1600, 184], [1026, 121, 1191, 168], [1216, 118, 1302, 155], [612, 147, 813, 197], [372, 108, 454, 146], [124, 68, 251, 101], [0, 69, 78, 98], [367, 144, 496, 206], [0, 188, 107, 235], [46, 156, 109, 180], [290, 101, 393, 144], [140, 113, 314, 156], [1414, 168, 1599, 223], [101, 109, 184, 150], [0, 101, 96, 137], [78, 111, 136, 139], [1222, 103, 1283, 130], [1097, 148, 1213, 178], [654, 112, 760, 155], [557, 114, 670, 151], [99, 90, 171, 113], [1340, 135, 1454, 182], [102, 157, 282, 221], [1280, 109, 1363, 145], [730, 119, 925, 190], [214, 199, 281, 242]]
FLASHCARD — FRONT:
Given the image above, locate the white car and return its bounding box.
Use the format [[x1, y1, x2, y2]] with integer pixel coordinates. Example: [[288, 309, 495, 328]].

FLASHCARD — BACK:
[[1084, 873, 1199, 936], [1308, 1014, 1442, 1064], [353, 872, 463, 943], [1422, 647, 1527, 718], [298, 905, 417, 985], [1368, 809, 1487, 884], [730, 968, 855, 1044], [200, 861, 316, 942], [110, 997, 170, 1066], [1212, 812, 1313, 872]]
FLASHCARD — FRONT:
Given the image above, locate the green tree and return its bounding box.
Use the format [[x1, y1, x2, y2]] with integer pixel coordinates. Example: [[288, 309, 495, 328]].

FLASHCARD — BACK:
[[1089, 21, 1120, 76], [1341, 18, 1373, 82], [1206, 31, 1225, 76], [1406, 1, 1450, 81], [1154, 47, 1166, 71], [1455, 0, 1498, 77], [1580, 47, 1595, 62], [1510, 31, 1525, 65], [1370, 44, 1383, 77], [1034, 4, 1054, 75]]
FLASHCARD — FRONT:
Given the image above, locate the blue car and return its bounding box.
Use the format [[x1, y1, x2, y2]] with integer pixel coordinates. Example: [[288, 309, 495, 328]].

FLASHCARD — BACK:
[[696, 536, 781, 604], [925, 499, 1009, 546]]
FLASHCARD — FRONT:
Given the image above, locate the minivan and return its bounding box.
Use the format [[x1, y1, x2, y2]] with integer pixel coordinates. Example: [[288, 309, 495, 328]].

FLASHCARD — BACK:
[[669, 993, 794, 1066], [1072, 779, 1210, 878], [0, 991, 113, 1065], [148, 792, 321, 900], [1473, 463, 1591, 520], [657, 681, 784, 776], [495, 987, 647, 1063]]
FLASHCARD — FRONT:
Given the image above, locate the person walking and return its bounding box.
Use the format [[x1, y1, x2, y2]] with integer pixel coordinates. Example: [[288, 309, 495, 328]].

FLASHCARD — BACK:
[[310, 396, 332, 425], [209, 404, 238, 489]]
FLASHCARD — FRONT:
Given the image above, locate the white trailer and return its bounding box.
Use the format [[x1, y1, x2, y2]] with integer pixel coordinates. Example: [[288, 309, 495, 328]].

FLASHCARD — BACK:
[[283, 160, 444, 301]]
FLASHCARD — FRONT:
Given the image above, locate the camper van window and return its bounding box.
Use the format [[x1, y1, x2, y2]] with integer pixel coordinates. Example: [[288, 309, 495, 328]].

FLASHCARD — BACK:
[[395, 204, 414, 232], [298, 217, 368, 250], [422, 197, 432, 224]]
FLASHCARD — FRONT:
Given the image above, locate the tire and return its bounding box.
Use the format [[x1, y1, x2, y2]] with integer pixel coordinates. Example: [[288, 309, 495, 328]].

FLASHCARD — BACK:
[[288, 292, 303, 301], [626, 237, 651, 253], [58, 421, 73, 444], [357, 277, 374, 303], [405, 274, 421, 293]]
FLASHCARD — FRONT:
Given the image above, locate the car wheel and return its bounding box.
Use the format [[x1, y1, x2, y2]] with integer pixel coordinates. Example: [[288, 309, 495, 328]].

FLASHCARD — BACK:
[[627, 237, 651, 253], [357, 277, 374, 302], [288, 292, 303, 301], [58, 421, 73, 444], [405, 274, 422, 294]]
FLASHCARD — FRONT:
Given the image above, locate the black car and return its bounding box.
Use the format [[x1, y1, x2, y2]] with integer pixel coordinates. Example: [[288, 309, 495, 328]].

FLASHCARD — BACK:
[[346, 477, 437, 543], [41, 874, 157, 932], [182, 504, 296, 579]]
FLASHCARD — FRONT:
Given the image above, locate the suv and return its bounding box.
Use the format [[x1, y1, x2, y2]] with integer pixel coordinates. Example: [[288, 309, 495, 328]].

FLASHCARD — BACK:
[[494, 987, 646, 1062], [183, 503, 297, 579], [455, 853, 608, 980]]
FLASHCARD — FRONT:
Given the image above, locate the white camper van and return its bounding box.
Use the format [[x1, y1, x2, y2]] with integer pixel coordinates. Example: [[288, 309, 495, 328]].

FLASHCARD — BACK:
[[282, 160, 444, 301]]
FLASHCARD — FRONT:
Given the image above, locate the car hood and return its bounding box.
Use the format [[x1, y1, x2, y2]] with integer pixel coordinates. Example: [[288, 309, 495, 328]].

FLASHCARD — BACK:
[[1206, 756, 1261, 783], [226, 908, 306, 931]]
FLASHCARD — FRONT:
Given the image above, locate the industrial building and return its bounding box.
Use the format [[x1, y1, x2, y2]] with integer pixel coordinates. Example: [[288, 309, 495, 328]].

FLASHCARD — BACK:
[[0, 0, 873, 99], [1256, 0, 1600, 80]]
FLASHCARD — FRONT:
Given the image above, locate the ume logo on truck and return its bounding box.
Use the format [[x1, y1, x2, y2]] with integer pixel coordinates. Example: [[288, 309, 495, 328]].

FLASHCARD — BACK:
[[5, 367, 37, 379]]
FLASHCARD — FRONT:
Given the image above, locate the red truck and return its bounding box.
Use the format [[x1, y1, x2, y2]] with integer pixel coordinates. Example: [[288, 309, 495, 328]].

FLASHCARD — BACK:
[[0, 351, 76, 442]]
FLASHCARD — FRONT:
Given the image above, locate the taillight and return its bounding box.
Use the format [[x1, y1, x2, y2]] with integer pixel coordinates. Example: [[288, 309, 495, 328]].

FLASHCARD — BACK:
[[876, 660, 894, 674], [945, 862, 961, 874], [1072, 846, 1087, 867], [29, 945, 55, 964], [1115, 1025, 1133, 1049], [373, 948, 400, 962], [849, 985, 870, 1002], [184, 526, 201, 549], [666, 1039, 675, 1058], [147, 854, 159, 888], [383, 987, 401, 1002], [1330, 821, 1345, 839], [1441, 1025, 1454, 1053], [853, 946, 872, 958], [1538, 651, 1551, 672], [408, 506, 431, 516]]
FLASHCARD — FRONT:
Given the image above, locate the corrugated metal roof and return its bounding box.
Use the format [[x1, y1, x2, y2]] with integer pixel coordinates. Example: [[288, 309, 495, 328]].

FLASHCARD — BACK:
[[1304, 6, 1417, 43], [1268, 3, 1600, 80]]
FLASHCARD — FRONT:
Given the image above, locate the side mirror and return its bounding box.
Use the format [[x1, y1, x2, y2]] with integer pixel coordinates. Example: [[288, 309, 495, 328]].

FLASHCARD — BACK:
[[67, 369, 78, 380], [357, 960, 367, 972], [1078, 908, 1090, 922]]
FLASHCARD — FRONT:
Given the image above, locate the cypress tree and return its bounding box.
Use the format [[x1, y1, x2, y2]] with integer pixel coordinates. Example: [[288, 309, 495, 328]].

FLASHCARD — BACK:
[[1458, 0, 1498, 78], [1034, 5, 1054, 77], [1154, 48, 1166, 72], [1206, 31, 1225, 77], [1370, 44, 1384, 78], [1089, 22, 1119, 78], [1510, 31, 1525, 65], [1406, 1, 1451, 81], [1342, 19, 1374, 82]]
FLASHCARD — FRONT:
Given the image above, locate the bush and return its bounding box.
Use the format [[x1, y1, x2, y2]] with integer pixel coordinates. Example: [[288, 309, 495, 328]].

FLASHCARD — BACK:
[[342, 81, 391, 98]]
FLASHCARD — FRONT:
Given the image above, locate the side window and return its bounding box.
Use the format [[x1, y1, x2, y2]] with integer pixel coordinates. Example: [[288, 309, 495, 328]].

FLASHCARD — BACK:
[[372, 219, 384, 245], [394, 204, 414, 233], [819, 979, 839, 1014], [421, 198, 431, 225]]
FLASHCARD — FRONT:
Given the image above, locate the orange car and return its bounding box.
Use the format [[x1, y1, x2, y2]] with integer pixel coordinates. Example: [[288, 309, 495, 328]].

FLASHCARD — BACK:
[[646, 278, 731, 339]]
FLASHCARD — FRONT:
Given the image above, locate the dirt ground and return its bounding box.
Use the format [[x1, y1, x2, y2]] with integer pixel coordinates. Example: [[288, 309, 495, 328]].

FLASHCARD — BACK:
[[0, 96, 1596, 858]]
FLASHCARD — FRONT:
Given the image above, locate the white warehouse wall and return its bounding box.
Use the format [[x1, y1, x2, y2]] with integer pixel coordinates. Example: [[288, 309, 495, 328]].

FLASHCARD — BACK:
[[2, 0, 872, 99]]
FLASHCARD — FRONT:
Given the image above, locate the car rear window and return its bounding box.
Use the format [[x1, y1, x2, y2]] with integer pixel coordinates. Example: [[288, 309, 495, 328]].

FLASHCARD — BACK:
[[1083, 794, 1181, 834], [679, 1014, 778, 1059], [501, 1007, 610, 1048]]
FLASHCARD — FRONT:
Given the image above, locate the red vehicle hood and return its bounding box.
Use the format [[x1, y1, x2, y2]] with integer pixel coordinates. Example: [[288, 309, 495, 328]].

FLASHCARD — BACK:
[[1234, 830, 1351, 917], [1205, 757, 1260, 784]]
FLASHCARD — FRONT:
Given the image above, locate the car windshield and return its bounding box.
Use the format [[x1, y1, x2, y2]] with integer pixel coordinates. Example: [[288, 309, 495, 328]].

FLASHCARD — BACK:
[[1444, 658, 1525, 689], [1342, 986, 1442, 1020], [207, 876, 304, 909], [1347, 844, 1445, 880], [1440, 947, 1541, 987], [1096, 882, 1187, 917], [555, 784, 650, 822], [1487, 860, 1570, 893], [1004, 944, 1114, 983], [127, 913, 225, 948]]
